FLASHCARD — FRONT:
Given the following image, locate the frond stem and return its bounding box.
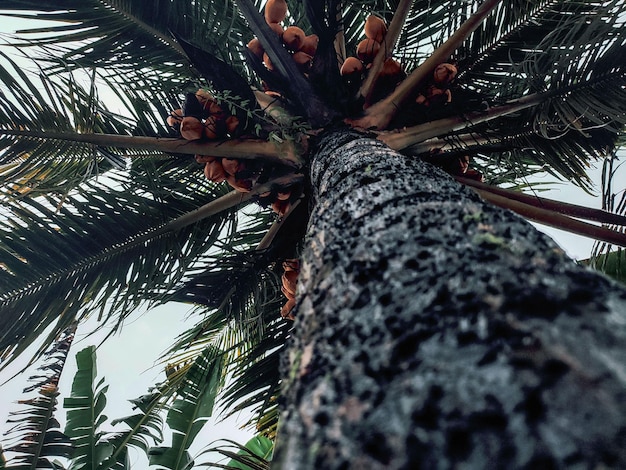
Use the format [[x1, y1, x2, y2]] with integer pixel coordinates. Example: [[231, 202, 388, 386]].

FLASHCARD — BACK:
[[380, 90, 546, 150], [0, 129, 303, 167], [457, 176, 626, 226], [467, 183, 626, 247]]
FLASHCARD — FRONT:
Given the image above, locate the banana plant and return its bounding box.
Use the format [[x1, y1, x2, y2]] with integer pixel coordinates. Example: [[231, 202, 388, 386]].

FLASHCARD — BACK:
[[148, 345, 226, 470]]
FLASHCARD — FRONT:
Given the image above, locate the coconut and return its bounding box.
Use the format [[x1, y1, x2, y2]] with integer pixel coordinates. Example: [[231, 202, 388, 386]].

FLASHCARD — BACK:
[[364, 15, 387, 43], [282, 26, 305, 51], [225, 115, 240, 134], [263, 52, 275, 71], [356, 38, 381, 63], [204, 160, 227, 183], [166, 109, 183, 129], [195, 155, 216, 164], [292, 51, 313, 72], [221, 158, 243, 176], [433, 63, 458, 85], [179, 116, 204, 140], [247, 37, 264, 58], [280, 297, 296, 319], [267, 22, 284, 37], [226, 174, 253, 192], [340, 56, 364, 76], [203, 116, 219, 140], [299, 34, 319, 56], [264, 0, 288, 24]]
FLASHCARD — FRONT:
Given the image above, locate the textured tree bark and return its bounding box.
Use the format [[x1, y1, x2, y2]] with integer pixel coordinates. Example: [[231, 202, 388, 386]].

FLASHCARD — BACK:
[[272, 128, 626, 469]]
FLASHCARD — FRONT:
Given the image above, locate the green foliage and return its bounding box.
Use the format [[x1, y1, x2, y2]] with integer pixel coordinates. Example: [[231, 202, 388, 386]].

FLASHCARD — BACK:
[[148, 345, 226, 470], [0, 326, 75, 469], [63, 346, 120, 469], [196, 436, 273, 469], [584, 249, 626, 285]]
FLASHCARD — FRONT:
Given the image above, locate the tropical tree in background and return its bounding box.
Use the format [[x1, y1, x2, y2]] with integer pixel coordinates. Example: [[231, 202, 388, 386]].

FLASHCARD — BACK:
[[0, 0, 624, 468]]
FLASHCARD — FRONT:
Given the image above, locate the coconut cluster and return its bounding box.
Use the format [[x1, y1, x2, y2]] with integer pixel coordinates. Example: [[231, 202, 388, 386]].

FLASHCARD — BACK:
[[340, 15, 406, 102], [415, 62, 458, 107], [166, 89, 300, 215], [167, 90, 240, 141], [247, 0, 319, 76], [167, 90, 260, 192]]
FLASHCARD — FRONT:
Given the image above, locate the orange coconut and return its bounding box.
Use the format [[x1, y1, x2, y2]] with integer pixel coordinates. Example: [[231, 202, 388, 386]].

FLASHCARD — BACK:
[[267, 22, 284, 37], [247, 37, 264, 58], [433, 63, 458, 85], [204, 160, 227, 183], [225, 115, 240, 134], [299, 34, 319, 56], [356, 38, 381, 63], [292, 51, 313, 72], [166, 109, 183, 128], [282, 26, 305, 51], [340, 56, 364, 76], [180, 116, 204, 140], [364, 15, 387, 43], [264, 0, 288, 24]]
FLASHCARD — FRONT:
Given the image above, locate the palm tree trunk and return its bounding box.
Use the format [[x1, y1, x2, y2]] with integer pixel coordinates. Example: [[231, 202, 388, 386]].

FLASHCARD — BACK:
[[272, 128, 626, 469]]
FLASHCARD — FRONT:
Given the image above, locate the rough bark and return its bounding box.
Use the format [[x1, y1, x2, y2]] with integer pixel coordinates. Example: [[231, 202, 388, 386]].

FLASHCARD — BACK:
[[272, 128, 626, 469]]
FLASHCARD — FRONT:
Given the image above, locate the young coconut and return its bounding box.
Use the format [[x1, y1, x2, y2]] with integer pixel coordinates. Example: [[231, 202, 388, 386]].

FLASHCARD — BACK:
[[280, 297, 296, 320], [340, 56, 364, 76], [282, 270, 298, 297], [226, 174, 253, 192], [299, 34, 319, 56], [380, 58, 403, 78], [180, 116, 204, 140], [195, 155, 216, 164], [264, 0, 288, 24], [247, 37, 264, 58], [433, 63, 458, 85], [221, 157, 244, 176], [263, 52, 275, 71], [282, 26, 305, 52], [267, 22, 284, 37], [356, 38, 381, 63], [204, 160, 227, 183], [225, 115, 240, 135], [272, 199, 290, 216], [203, 116, 219, 140], [364, 15, 387, 43], [292, 51, 313, 73], [166, 109, 183, 130]]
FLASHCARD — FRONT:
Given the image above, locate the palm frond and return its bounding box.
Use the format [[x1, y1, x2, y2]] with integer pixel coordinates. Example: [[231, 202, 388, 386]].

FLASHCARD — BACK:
[[101, 392, 165, 469], [0, 157, 245, 370], [1, 326, 76, 468]]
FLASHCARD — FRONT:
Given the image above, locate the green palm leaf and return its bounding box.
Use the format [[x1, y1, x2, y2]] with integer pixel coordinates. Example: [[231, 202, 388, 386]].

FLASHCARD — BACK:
[[1, 326, 76, 469], [0, 158, 241, 369]]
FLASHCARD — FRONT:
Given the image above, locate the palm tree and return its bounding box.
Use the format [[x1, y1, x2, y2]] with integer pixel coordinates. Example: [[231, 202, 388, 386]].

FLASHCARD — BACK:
[[0, 0, 625, 468]]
